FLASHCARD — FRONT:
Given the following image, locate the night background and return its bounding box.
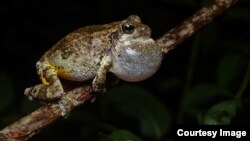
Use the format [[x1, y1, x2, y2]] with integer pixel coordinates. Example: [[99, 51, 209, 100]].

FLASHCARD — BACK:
[[0, 0, 250, 140]]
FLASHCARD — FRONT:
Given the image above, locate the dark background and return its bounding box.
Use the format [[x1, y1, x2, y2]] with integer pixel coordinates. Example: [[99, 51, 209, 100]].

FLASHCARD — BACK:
[[0, 0, 250, 140]]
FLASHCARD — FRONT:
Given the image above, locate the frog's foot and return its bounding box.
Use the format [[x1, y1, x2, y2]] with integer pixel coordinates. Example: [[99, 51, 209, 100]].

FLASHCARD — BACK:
[[58, 97, 74, 117], [92, 82, 107, 94], [24, 84, 64, 101]]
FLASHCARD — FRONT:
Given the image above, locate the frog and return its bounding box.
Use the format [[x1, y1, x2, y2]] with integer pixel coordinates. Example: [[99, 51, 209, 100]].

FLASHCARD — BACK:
[[24, 15, 163, 112]]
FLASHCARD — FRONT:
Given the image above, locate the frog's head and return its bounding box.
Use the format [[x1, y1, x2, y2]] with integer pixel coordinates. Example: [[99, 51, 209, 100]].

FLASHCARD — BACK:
[[110, 15, 151, 42], [110, 15, 163, 82]]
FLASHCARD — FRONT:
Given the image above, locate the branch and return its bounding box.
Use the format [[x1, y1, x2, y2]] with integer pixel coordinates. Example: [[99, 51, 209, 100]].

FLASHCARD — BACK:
[[0, 86, 93, 141], [157, 0, 237, 54], [0, 0, 237, 140]]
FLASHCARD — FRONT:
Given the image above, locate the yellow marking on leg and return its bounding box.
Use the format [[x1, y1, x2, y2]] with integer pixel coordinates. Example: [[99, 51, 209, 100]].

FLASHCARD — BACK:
[[40, 74, 49, 85], [39, 63, 58, 86], [47, 62, 73, 80], [57, 69, 72, 80]]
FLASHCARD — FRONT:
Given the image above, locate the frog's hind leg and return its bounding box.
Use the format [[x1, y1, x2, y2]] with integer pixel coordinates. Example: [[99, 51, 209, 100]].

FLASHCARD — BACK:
[[24, 59, 65, 101]]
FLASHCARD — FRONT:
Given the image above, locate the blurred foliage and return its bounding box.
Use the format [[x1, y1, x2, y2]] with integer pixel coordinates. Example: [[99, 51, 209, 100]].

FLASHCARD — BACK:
[[203, 100, 239, 125], [0, 0, 250, 141], [104, 130, 144, 141], [106, 86, 171, 139]]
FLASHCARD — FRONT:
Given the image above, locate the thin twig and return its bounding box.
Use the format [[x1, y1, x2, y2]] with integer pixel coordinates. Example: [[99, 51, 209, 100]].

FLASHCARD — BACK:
[[157, 0, 238, 54], [0, 0, 237, 140]]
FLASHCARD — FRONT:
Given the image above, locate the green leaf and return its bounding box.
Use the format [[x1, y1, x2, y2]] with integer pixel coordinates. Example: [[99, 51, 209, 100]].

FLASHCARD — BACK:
[[0, 72, 14, 112], [217, 54, 247, 89], [106, 129, 143, 141], [203, 100, 239, 125], [107, 86, 171, 139], [183, 83, 231, 110]]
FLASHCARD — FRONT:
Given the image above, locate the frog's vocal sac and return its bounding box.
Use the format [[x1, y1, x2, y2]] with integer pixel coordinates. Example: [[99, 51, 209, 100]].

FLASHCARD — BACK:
[[24, 15, 163, 104]]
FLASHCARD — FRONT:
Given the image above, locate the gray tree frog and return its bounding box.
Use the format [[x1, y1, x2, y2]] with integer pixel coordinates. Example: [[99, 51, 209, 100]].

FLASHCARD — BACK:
[[24, 15, 162, 102]]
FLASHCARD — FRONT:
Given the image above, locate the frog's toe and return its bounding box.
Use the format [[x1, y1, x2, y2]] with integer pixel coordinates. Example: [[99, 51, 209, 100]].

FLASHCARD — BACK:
[[58, 97, 73, 117], [24, 87, 31, 96], [24, 87, 33, 100], [24, 84, 44, 100], [92, 84, 106, 94]]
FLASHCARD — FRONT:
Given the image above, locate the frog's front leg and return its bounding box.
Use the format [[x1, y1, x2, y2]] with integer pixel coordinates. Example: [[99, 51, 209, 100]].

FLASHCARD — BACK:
[[24, 59, 64, 101], [92, 55, 112, 93]]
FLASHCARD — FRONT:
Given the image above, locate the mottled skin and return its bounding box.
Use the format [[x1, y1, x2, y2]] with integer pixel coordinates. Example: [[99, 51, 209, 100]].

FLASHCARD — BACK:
[[24, 15, 162, 108]]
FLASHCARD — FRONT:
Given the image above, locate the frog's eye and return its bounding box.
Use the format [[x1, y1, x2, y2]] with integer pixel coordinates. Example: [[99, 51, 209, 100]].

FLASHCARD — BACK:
[[122, 22, 135, 34]]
